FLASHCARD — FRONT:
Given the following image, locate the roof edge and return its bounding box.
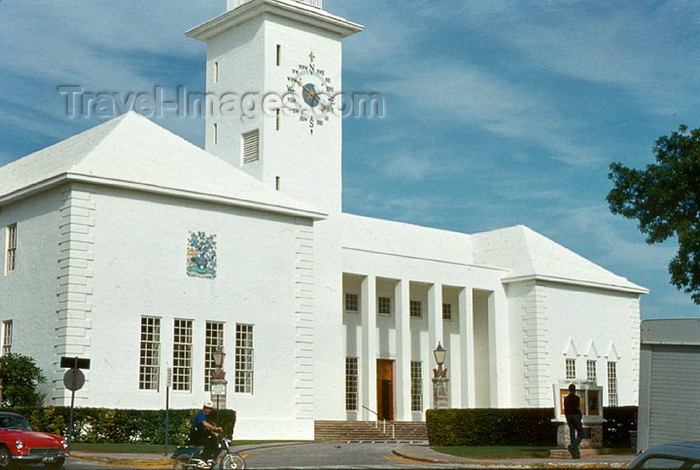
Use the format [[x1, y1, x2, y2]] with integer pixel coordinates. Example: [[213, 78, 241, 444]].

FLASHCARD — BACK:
[[0, 173, 326, 221], [502, 273, 649, 295], [186, 0, 363, 41]]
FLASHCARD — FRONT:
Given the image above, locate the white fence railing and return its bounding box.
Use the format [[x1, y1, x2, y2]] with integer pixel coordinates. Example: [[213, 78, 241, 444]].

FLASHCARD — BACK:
[[229, 0, 322, 10], [361, 406, 395, 439]]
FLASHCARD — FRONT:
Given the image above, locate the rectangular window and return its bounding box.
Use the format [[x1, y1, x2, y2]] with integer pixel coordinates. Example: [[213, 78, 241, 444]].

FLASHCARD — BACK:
[[276, 44, 282, 66], [276, 109, 281, 131], [377, 297, 391, 315], [235, 324, 254, 394], [6, 223, 17, 273], [242, 129, 260, 164], [566, 358, 576, 379], [204, 321, 224, 392], [442, 303, 452, 321], [410, 300, 422, 318], [213, 123, 218, 145], [345, 357, 359, 411], [1, 320, 13, 356], [344, 293, 358, 313], [587, 360, 597, 382], [410, 361, 423, 412], [214, 61, 219, 83], [607, 361, 618, 406], [139, 317, 160, 390], [173, 319, 193, 391]]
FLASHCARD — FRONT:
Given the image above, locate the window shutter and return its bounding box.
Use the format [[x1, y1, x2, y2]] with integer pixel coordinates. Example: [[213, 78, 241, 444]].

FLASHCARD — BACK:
[[242, 129, 260, 164]]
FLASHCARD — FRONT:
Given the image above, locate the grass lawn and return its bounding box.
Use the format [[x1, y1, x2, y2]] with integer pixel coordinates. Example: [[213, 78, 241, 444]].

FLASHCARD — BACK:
[[71, 441, 297, 453], [431, 446, 554, 458]]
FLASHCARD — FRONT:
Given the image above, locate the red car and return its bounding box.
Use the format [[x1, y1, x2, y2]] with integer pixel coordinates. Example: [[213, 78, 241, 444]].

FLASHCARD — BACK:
[[0, 412, 68, 468]]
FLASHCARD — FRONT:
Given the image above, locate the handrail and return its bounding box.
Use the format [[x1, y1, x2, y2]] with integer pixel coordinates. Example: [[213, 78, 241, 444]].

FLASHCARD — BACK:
[[361, 406, 395, 439]]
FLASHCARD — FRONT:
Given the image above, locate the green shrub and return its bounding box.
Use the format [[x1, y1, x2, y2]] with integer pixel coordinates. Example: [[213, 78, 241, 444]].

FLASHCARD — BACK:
[[426, 408, 557, 447], [5, 407, 235, 444], [603, 406, 637, 447]]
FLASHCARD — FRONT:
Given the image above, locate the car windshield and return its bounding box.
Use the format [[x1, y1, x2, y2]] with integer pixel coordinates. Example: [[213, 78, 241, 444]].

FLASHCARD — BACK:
[[0, 416, 30, 430]]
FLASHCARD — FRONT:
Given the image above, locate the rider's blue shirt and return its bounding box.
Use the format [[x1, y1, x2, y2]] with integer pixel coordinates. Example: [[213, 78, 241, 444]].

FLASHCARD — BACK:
[[192, 411, 210, 432]]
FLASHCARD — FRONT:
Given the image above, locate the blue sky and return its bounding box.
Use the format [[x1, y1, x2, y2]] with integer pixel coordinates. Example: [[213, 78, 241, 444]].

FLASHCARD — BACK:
[[1, 0, 699, 319]]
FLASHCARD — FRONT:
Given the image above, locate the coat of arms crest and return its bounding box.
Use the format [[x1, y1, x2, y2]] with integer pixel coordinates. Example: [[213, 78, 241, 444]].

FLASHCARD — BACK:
[[187, 231, 217, 279]]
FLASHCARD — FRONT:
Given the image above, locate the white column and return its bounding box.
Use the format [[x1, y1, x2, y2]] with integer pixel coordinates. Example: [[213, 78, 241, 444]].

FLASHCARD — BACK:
[[459, 287, 475, 407], [427, 283, 444, 408], [360, 275, 377, 420], [394, 279, 411, 421]]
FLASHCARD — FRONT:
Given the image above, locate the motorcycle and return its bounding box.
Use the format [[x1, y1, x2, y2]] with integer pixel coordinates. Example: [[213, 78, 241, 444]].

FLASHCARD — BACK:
[[172, 435, 246, 470]]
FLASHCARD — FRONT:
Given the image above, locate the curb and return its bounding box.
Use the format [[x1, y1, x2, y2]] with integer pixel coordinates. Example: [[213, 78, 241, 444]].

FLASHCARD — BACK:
[[69, 454, 172, 469], [390, 449, 630, 469]]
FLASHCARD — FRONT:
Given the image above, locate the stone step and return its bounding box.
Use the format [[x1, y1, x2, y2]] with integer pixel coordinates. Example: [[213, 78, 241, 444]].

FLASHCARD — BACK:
[[314, 420, 428, 441]]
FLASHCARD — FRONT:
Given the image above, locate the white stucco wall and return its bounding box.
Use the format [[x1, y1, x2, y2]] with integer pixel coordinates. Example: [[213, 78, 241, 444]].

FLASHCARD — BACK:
[[57, 184, 315, 439], [0, 189, 63, 400]]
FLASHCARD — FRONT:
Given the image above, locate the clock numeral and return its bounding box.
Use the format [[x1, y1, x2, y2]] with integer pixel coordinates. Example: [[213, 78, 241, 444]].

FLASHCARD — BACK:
[[299, 64, 308, 71]]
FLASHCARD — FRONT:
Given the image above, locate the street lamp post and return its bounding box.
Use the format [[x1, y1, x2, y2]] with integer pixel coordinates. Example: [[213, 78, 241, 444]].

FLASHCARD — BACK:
[[432, 342, 449, 409], [210, 345, 227, 418]]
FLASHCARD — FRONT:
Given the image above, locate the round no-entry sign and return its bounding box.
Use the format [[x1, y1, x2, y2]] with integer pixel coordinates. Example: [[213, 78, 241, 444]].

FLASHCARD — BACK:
[[63, 369, 85, 391]]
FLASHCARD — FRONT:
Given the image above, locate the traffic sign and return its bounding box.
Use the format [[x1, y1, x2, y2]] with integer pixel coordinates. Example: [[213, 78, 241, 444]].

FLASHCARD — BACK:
[[60, 356, 90, 370], [63, 369, 85, 391]]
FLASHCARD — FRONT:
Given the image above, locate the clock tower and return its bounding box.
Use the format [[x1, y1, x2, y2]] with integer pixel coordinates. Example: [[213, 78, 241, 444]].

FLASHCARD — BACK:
[[186, 0, 362, 216], [187, 0, 363, 437]]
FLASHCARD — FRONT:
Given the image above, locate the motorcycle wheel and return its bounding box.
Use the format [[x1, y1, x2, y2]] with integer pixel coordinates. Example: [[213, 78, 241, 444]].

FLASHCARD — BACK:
[[220, 454, 246, 469], [173, 454, 190, 470]]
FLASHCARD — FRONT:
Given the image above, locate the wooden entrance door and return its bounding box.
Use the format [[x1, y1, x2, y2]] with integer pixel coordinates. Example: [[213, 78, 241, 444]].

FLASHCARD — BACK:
[[376, 359, 394, 421]]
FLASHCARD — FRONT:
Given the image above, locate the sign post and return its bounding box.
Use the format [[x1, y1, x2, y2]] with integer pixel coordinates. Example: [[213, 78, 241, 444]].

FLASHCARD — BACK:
[[164, 367, 172, 456], [60, 356, 90, 451]]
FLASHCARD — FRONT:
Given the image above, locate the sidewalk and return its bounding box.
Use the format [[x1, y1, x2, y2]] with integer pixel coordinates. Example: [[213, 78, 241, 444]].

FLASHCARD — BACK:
[[393, 444, 635, 469]]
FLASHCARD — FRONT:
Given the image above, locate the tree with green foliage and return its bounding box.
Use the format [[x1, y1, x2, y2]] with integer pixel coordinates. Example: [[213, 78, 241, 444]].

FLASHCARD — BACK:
[[0, 353, 46, 406], [607, 124, 700, 304]]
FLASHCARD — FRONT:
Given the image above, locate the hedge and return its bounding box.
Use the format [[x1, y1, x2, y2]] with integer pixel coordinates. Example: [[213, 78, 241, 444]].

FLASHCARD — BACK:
[[427, 407, 639, 447], [426, 408, 558, 446], [3, 407, 236, 444], [603, 406, 637, 447]]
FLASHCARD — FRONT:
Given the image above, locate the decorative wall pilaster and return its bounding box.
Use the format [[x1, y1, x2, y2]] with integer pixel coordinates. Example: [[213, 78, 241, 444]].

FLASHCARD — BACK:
[[522, 282, 550, 406], [293, 221, 315, 419], [628, 298, 641, 405], [53, 184, 96, 404]]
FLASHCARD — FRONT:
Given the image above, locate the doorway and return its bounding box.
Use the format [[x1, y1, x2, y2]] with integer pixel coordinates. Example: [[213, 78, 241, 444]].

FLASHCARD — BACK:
[[376, 359, 394, 421]]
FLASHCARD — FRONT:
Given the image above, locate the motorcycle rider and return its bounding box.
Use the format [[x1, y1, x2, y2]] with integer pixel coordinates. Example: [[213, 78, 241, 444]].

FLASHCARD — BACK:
[[190, 401, 223, 465]]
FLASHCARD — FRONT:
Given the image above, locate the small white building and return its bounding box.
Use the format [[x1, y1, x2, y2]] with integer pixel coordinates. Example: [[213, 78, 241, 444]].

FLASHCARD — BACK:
[[637, 318, 700, 451], [0, 0, 646, 440]]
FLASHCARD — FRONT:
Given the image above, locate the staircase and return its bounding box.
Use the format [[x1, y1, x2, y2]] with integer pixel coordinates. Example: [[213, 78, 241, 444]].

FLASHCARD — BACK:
[[314, 420, 428, 443]]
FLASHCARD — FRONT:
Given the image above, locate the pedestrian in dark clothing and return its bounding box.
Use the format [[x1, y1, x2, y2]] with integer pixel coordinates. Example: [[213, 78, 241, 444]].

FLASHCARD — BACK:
[[564, 383, 584, 459]]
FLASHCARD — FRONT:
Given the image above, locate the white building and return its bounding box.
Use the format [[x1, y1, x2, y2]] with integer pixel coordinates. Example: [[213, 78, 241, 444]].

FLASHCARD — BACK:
[[0, 0, 646, 440]]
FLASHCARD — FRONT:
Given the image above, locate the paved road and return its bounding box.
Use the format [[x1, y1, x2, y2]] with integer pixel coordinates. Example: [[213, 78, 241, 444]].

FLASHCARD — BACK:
[[240, 442, 447, 469]]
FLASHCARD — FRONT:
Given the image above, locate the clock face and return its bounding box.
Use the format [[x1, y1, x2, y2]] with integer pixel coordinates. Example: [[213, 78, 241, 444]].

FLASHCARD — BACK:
[[286, 51, 334, 133]]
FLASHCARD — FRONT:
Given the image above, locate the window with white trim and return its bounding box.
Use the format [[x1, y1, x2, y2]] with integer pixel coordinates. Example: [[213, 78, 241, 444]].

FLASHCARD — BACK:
[[2, 320, 13, 356], [235, 324, 254, 394], [410, 361, 423, 411], [566, 358, 576, 379], [607, 361, 618, 406], [410, 300, 422, 318], [442, 303, 452, 321], [6, 223, 17, 274], [587, 360, 597, 382], [204, 321, 224, 392], [345, 357, 358, 411], [242, 129, 260, 164], [344, 293, 358, 313], [173, 319, 193, 391], [139, 317, 160, 390], [377, 297, 391, 315]]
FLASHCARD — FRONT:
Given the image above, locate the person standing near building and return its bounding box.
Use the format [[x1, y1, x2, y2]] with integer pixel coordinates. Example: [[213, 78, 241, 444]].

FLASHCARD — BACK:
[[564, 384, 584, 459]]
